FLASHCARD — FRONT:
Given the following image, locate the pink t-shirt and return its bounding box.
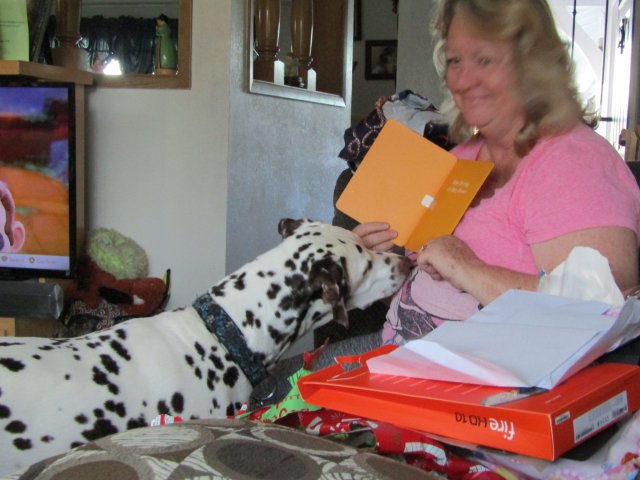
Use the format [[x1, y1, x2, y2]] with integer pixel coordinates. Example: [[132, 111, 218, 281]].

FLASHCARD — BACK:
[[382, 123, 640, 345]]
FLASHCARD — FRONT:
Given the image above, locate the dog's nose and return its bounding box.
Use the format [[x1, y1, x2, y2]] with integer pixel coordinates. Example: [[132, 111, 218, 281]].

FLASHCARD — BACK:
[[397, 255, 413, 275]]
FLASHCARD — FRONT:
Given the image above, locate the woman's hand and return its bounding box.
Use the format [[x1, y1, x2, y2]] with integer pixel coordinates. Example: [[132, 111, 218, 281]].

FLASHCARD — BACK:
[[417, 236, 481, 290], [418, 235, 539, 306], [352, 222, 398, 252]]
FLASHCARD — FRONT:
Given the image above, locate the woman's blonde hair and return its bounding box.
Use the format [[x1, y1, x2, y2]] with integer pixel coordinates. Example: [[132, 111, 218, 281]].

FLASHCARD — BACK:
[[433, 0, 587, 156]]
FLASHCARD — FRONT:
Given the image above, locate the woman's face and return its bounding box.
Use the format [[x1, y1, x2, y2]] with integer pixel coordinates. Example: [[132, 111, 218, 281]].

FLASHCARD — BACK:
[[444, 14, 525, 139]]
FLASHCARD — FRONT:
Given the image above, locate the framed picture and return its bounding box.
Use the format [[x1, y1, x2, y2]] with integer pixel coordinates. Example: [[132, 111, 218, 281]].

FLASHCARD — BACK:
[[365, 40, 397, 80], [354, 0, 362, 41]]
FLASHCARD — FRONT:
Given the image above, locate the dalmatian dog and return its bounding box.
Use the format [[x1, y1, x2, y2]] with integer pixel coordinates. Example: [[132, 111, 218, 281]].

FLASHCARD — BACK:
[[0, 218, 411, 476]]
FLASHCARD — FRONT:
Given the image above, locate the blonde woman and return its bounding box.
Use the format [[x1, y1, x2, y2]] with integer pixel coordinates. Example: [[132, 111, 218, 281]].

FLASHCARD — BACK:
[[355, 0, 640, 345]]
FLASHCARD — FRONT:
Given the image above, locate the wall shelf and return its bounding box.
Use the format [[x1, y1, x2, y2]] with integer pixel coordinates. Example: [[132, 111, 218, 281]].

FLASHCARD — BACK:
[[0, 60, 93, 85]]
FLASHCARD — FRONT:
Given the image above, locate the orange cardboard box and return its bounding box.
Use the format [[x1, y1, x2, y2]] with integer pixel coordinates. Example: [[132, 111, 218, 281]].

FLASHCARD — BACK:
[[298, 345, 640, 460], [336, 119, 493, 252]]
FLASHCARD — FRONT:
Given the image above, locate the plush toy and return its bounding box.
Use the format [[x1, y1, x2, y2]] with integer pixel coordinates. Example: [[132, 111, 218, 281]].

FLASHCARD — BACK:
[[86, 228, 149, 280], [55, 229, 170, 338]]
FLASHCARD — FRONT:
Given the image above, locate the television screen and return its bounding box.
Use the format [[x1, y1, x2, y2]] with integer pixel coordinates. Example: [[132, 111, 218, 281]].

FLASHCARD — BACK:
[[0, 79, 77, 280]]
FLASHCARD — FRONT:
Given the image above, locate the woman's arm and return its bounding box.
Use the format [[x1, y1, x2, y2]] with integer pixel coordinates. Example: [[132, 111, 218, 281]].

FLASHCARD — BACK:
[[531, 226, 638, 291], [417, 235, 538, 306], [417, 226, 638, 306]]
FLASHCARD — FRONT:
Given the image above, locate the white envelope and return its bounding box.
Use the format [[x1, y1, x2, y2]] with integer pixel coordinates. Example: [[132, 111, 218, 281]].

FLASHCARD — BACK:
[[367, 290, 640, 389]]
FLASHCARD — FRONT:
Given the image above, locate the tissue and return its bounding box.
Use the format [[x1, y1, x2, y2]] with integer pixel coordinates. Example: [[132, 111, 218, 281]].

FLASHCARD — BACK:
[[537, 246, 624, 306]]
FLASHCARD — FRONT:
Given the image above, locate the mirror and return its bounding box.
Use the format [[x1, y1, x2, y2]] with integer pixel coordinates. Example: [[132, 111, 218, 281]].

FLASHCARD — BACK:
[[246, 0, 352, 107], [81, 0, 192, 88]]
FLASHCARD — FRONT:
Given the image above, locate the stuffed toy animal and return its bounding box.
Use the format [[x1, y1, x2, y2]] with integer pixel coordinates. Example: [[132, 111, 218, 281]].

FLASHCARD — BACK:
[[86, 228, 149, 280], [55, 229, 170, 338]]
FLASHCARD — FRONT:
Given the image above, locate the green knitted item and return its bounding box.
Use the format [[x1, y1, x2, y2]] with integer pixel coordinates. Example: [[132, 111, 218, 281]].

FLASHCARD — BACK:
[[86, 228, 149, 280]]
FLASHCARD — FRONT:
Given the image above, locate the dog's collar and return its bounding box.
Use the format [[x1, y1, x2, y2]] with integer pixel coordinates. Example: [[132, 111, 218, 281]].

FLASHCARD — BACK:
[[192, 294, 268, 387]]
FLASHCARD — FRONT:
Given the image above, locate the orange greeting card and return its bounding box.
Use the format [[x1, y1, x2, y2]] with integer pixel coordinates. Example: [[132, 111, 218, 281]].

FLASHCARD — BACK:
[[336, 120, 493, 252]]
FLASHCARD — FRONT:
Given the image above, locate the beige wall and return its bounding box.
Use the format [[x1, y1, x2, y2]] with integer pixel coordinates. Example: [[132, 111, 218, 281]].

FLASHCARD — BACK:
[[85, 1, 230, 308], [84, 0, 350, 308], [350, 0, 446, 124], [396, 0, 445, 108], [83, 0, 440, 310], [350, 0, 398, 124]]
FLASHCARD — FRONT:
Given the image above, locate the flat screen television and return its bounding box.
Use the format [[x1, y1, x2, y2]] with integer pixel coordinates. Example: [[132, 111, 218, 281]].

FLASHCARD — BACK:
[[0, 78, 77, 280]]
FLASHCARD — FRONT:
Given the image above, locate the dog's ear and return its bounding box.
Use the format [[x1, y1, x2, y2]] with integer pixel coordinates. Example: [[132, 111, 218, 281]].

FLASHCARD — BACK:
[[278, 218, 305, 238], [309, 258, 350, 328]]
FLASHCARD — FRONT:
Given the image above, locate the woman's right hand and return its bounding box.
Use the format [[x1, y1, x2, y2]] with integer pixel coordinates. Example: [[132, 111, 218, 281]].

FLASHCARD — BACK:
[[352, 222, 398, 252]]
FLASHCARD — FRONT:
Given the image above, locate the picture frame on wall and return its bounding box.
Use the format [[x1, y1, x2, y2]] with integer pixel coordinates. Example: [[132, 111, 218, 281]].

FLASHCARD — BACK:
[[365, 40, 397, 80]]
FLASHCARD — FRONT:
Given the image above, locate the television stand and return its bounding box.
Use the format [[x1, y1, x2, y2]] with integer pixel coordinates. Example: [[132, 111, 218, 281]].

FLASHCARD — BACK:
[[0, 317, 12, 336], [0, 280, 64, 337], [0, 316, 57, 337]]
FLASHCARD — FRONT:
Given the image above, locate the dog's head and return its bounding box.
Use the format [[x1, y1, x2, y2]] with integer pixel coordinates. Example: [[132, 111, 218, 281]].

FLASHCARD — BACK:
[[277, 218, 412, 329], [210, 218, 412, 366]]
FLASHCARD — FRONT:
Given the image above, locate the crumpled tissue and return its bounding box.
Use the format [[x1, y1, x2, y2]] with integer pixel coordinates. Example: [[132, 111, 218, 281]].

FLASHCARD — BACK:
[[537, 246, 625, 307]]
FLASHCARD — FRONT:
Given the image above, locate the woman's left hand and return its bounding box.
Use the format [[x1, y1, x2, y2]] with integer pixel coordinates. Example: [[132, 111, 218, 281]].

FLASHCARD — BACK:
[[416, 235, 482, 291], [418, 235, 540, 306]]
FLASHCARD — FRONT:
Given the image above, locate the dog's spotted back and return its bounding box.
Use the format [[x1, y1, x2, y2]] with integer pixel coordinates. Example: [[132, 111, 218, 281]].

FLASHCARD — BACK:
[[0, 219, 411, 476]]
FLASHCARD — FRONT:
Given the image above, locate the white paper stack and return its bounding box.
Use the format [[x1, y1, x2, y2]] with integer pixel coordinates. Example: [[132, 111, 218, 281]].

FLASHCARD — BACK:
[[367, 290, 640, 389]]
